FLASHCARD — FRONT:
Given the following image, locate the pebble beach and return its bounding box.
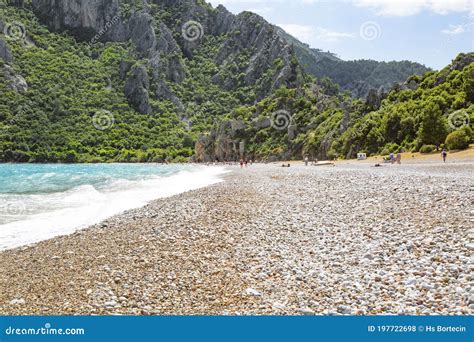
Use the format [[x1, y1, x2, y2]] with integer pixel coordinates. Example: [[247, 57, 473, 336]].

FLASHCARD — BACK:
[[0, 161, 472, 315]]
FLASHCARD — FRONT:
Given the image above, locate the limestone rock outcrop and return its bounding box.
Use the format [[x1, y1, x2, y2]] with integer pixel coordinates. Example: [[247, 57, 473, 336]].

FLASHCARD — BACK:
[[124, 65, 151, 115], [0, 39, 13, 63]]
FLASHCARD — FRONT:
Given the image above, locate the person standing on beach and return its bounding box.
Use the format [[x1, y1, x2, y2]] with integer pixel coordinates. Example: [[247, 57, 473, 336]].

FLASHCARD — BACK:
[[397, 152, 402, 164], [442, 149, 448, 163], [304, 156, 309, 166], [240, 159, 244, 168]]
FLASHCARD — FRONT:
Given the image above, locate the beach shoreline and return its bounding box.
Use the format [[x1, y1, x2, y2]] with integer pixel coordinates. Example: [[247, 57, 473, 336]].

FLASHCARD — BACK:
[[276, 146, 474, 166], [0, 161, 472, 315], [0, 165, 228, 251]]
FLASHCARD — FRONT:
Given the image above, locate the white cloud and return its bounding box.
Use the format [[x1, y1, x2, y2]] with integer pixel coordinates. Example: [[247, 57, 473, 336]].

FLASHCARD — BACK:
[[279, 24, 355, 42], [278, 24, 316, 42], [441, 22, 474, 35], [353, 0, 474, 17], [315, 27, 356, 42], [248, 6, 274, 14], [208, 0, 474, 17]]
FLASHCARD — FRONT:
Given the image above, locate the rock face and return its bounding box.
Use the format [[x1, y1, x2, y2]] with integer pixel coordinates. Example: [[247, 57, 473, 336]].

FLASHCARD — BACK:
[[25, 0, 307, 160], [8, 0, 25, 7], [153, 3, 302, 97], [365, 87, 385, 111], [31, 0, 128, 42], [0, 39, 13, 63], [30, 0, 303, 114], [124, 65, 151, 115], [450, 53, 474, 71], [194, 136, 211, 162], [3, 65, 28, 93], [128, 11, 156, 54], [0, 39, 28, 93], [194, 120, 247, 162]]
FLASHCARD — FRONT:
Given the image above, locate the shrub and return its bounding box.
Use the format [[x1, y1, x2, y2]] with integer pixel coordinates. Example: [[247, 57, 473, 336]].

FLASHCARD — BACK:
[[388, 143, 400, 153], [420, 145, 437, 154], [445, 129, 471, 150]]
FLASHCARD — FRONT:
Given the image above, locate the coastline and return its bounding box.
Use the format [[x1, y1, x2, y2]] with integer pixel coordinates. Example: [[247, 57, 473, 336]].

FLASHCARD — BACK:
[[0, 162, 472, 315], [0, 165, 228, 251]]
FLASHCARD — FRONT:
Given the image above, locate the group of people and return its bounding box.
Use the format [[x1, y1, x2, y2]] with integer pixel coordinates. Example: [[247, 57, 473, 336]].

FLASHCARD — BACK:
[[209, 149, 450, 168], [384, 149, 449, 164], [387, 152, 402, 164], [206, 159, 254, 167], [239, 159, 253, 168]]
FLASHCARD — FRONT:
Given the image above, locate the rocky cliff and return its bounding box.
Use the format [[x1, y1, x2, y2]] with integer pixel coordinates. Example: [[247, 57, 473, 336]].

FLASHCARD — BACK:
[[26, 0, 303, 114], [0, 37, 28, 93], [27, 0, 430, 101], [0, 38, 13, 63], [1, 0, 453, 164]]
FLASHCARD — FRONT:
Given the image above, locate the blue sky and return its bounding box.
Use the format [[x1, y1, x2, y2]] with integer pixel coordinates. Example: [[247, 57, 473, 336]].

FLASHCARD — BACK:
[[207, 0, 474, 69]]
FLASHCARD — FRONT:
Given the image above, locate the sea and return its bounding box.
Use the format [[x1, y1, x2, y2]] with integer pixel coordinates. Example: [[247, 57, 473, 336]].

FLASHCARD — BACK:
[[0, 164, 226, 251]]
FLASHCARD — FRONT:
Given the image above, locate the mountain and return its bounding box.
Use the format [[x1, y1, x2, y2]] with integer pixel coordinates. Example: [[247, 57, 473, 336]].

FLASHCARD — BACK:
[[196, 52, 473, 162], [0, 0, 303, 162], [279, 28, 431, 98], [304, 58, 432, 98], [0, 0, 470, 164]]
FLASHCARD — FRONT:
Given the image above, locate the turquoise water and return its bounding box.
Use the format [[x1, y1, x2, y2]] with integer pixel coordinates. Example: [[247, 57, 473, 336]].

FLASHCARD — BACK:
[[0, 164, 191, 195], [0, 164, 226, 250]]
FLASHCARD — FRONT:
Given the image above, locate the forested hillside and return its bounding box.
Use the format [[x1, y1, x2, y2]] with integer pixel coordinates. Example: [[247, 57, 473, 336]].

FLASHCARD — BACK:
[[0, 0, 472, 163], [279, 29, 430, 98], [197, 53, 473, 161], [0, 0, 302, 162]]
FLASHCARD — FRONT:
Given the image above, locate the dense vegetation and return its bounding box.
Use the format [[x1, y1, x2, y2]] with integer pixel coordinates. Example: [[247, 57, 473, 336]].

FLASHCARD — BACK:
[[0, 4, 192, 162], [0, 1, 282, 162], [0, 1, 472, 163], [333, 54, 474, 158], [221, 53, 473, 161], [281, 30, 430, 98], [307, 59, 431, 98]]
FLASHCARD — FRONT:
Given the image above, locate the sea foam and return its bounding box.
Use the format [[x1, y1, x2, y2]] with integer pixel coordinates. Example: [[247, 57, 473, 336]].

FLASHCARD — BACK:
[[0, 165, 227, 250]]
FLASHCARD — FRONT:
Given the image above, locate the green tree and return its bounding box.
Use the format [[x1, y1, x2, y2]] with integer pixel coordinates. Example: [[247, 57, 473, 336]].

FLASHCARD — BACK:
[[418, 103, 448, 147], [445, 128, 472, 150], [463, 64, 474, 103]]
